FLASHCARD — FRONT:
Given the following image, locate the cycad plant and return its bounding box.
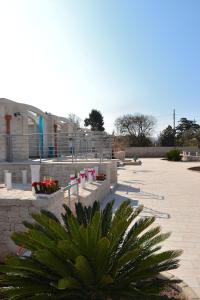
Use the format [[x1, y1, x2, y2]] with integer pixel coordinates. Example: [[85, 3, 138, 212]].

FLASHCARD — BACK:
[[0, 200, 182, 300]]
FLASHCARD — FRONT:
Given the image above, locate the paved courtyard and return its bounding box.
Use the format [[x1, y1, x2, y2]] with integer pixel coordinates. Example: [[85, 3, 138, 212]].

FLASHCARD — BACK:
[[102, 158, 200, 296]]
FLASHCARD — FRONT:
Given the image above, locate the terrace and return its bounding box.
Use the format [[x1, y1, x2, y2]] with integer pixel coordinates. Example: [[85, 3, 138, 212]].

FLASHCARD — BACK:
[[102, 158, 200, 297]]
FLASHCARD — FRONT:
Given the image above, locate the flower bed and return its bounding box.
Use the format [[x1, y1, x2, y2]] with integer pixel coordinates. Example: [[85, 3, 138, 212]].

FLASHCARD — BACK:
[[96, 174, 106, 181], [32, 178, 60, 195]]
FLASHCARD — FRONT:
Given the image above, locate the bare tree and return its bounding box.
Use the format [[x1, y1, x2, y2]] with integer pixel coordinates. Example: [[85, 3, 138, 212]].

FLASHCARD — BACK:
[[68, 114, 81, 128], [115, 114, 156, 146]]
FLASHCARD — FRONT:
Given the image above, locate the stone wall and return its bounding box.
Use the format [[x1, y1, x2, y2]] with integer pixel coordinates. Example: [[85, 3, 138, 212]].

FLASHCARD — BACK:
[[67, 180, 110, 210], [0, 176, 114, 261], [125, 147, 199, 158], [0, 190, 65, 261], [0, 161, 118, 187], [11, 135, 29, 161]]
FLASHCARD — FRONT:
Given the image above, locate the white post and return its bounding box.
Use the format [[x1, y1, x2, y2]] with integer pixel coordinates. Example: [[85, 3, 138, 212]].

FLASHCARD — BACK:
[[6, 172, 12, 190], [88, 169, 93, 183], [4, 170, 9, 185], [70, 174, 77, 195], [30, 165, 41, 194], [79, 170, 86, 188], [30, 165, 41, 182], [94, 166, 98, 179], [22, 170, 27, 185]]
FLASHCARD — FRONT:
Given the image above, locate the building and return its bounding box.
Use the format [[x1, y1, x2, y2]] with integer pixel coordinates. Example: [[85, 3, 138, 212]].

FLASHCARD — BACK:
[[0, 98, 78, 161]]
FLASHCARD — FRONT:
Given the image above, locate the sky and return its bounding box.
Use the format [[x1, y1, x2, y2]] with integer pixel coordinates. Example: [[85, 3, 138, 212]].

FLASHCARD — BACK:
[[0, 0, 199, 135]]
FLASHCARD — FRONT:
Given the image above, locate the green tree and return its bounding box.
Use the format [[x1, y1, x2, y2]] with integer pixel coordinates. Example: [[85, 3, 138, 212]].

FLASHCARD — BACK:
[[84, 109, 105, 131], [115, 114, 156, 146], [159, 125, 175, 146], [176, 118, 200, 134], [176, 118, 200, 146], [0, 201, 182, 300]]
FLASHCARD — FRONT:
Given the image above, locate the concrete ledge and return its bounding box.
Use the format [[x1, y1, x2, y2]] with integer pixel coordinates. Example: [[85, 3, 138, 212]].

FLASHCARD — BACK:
[[65, 180, 110, 208]]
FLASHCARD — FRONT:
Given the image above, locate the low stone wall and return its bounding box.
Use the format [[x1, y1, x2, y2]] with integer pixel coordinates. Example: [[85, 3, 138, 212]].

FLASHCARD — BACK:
[[0, 160, 117, 187], [80, 180, 110, 206], [0, 190, 65, 261], [0, 160, 118, 261], [67, 180, 110, 210], [125, 147, 199, 158]]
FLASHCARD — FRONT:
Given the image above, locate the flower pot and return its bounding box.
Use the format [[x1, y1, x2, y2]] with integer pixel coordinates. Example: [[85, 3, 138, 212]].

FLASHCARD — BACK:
[[35, 189, 62, 199]]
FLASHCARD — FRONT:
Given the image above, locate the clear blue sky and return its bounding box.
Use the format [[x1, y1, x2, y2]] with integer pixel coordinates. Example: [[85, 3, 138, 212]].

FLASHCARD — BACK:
[[0, 0, 199, 135]]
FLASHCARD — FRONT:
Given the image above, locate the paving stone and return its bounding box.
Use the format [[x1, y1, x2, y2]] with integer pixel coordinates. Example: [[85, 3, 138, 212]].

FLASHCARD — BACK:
[[101, 158, 200, 296]]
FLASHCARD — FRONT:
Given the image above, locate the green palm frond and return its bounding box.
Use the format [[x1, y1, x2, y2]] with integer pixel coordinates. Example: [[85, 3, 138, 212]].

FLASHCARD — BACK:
[[0, 200, 182, 300]]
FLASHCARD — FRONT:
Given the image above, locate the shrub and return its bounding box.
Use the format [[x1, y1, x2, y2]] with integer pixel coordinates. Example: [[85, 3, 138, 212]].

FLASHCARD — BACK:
[[165, 149, 181, 161], [0, 201, 182, 300]]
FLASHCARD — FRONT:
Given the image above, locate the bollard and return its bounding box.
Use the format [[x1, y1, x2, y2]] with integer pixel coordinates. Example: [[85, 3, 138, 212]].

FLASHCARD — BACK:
[[70, 175, 77, 195], [30, 165, 40, 195], [79, 170, 86, 188], [94, 166, 98, 175], [6, 172, 12, 190], [94, 166, 98, 180], [22, 170, 27, 185], [30, 165, 40, 182], [88, 169, 93, 183], [4, 170, 9, 185]]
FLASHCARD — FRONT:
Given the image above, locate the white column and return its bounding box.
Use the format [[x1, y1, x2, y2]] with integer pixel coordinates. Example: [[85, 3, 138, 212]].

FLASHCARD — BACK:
[[30, 165, 41, 194], [4, 170, 9, 185], [70, 174, 77, 195], [79, 170, 86, 188], [94, 166, 98, 178], [22, 170, 27, 185], [6, 172, 12, 190], [88, 169, 93, 183], [30, 165, 41, 182]]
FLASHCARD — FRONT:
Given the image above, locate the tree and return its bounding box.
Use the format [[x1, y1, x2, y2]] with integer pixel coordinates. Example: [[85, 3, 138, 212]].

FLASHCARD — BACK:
[[194, 129, 200, 147], [176, 118, 200, 134], [84, 109, 105, 131], [176, 118, 200, 146], [0, 201, 182, 300], [159, 125, 175, 146], [68, 113, 81, 128], [115, 114, 156, 146]]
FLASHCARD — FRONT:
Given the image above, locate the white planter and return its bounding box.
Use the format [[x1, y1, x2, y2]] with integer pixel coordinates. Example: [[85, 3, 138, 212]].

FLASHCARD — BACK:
[[35, 189, 62, 199], [22, 170, 27, 185], [70, 174, 77, 195], [4, 170, 9, 185], [6, 172, 12, 190], [30, 165, 41, 182]]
